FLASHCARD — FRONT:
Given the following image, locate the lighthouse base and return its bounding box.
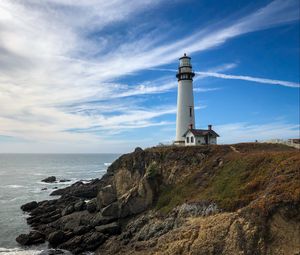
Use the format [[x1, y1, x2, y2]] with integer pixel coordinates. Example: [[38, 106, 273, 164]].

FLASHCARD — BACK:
[[173, 140, 185, 146]]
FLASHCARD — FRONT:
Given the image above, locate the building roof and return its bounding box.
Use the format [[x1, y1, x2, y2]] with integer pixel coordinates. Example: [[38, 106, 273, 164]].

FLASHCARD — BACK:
[[182, 128, 220, 137]]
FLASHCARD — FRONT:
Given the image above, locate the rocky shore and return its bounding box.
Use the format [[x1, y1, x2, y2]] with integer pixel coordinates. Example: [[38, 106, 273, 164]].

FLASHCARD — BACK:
[[17, 144, 300, 254]]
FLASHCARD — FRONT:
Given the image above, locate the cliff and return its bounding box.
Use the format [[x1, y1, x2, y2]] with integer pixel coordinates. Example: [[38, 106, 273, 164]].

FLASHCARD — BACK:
[[17, 143, 300, 255]]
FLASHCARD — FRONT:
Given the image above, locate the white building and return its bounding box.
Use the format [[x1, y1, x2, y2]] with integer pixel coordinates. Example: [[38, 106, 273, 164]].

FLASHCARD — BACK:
[[174, 54, 219, 146], [183, 125, 219, 146]]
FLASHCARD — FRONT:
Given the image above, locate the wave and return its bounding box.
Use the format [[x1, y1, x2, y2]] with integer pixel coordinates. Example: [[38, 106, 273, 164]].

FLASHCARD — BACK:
[[92, 169, 106, 173], [36, 179, 76, 185], [5, 185, 24, 189], [0, 247, 75, 255], [0, 247, 41, 255], [104, 163, 111, 166]]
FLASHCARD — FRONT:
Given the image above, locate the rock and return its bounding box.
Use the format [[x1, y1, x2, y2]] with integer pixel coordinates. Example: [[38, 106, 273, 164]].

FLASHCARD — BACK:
[[41, 188, 48, 191], [48, 230, 66, 246], [74, 200, 85, 211], [86, 199, 97, 213], [95, 222, 121, 235], [176, 202, 219, 218], [50, 180, 99, 198], [21, 201, 38, 212], [135, 217, 175, 241], [83, 232, 107, 251], [134, 147, 143, 153], [42, 176, 56, 183], [16, 231, 45, 245], [101, 202, 119, 218], [91, 213, 115, 226], [58, 235, 83, 253], [62, 205, 74, 216], [53, 187, 58, 189], [73, 225, 92, 235], [59, 179, 71, 183], [118, 176, 156, 218], [97, 185, 117, 208]]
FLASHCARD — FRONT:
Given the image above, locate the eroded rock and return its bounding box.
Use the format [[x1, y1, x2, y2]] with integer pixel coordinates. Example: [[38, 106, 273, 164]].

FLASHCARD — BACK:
[[16, 231, 45, 245], [95, 222, 121, 235], [21, 201, 38, 212]]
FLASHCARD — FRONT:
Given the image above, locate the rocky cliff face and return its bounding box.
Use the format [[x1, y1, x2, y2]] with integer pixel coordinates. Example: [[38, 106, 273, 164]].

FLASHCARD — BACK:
[[17, 144, 300, 254]]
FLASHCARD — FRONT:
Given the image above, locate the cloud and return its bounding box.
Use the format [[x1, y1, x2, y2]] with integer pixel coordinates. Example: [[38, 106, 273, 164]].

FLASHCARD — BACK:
[[196, 72, 300, 88], [215, 122, 300, 144], [0, 0, 299, 152]]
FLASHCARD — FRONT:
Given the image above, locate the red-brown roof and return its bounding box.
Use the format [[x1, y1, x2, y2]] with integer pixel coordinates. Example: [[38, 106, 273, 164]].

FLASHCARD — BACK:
[[182, 128, 220, 137]]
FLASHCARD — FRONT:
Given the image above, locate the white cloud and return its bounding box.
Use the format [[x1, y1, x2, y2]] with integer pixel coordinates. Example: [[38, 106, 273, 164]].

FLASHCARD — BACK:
[[215, 122, 300, 144], [0, 0, 299, 152], [196, 72, 300, 88]]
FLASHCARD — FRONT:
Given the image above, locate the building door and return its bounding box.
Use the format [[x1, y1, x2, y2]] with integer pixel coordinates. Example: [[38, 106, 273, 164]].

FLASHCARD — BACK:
[[205, 135, 208, 145]]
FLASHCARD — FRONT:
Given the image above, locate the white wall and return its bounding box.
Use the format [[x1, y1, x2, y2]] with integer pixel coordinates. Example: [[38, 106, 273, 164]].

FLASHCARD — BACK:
[[185, 131, 196, 146], [209, 137, 217, 144], [195, 136, 206, 145], [175, 79, 195, 143], [184, 132, 218, 146]]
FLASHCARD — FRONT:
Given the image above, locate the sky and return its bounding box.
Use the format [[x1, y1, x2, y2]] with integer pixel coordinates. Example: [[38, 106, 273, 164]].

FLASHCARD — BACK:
[[0, 0, 299, 153]]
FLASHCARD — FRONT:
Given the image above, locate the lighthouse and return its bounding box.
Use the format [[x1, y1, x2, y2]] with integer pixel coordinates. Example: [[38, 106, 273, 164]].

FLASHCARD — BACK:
[[174, 53, 195, 144]]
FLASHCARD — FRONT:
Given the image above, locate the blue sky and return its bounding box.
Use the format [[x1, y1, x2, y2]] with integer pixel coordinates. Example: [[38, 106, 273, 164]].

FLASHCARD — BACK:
[[0, 0, 299, 153]]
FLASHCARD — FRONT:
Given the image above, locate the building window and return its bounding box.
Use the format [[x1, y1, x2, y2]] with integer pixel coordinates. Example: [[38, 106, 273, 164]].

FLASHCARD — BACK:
[[186, 137, 189, 143], [189, 107, 192, 117], [191, 136, 194, 143]]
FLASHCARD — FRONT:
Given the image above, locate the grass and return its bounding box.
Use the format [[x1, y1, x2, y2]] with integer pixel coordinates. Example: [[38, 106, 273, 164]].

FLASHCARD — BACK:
[[155, 149, 300, 214]]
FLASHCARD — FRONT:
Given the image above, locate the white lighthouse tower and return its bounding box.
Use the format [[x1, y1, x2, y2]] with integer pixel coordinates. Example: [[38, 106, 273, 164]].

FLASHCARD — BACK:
[[175, 53, 195, 145]]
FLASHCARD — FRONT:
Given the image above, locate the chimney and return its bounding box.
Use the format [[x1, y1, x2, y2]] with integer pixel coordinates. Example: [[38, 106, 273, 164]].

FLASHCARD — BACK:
[[189, 124, 193, 130], [208, 124, 212, 130]]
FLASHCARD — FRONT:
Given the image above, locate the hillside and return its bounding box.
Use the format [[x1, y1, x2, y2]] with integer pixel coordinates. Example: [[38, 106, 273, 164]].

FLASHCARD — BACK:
[[17, 143, 300, 255]]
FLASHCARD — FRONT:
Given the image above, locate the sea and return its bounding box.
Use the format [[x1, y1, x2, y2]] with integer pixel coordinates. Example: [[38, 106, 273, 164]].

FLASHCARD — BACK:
[[0, 153, 120, 255]]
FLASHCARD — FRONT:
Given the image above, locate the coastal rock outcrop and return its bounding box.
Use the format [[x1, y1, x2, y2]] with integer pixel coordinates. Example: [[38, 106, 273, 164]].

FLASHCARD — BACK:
[[42, 176, 56, 183], [16, 230, 45, 245], [21, 201, 38, 211], [17, 143, 300, 254]]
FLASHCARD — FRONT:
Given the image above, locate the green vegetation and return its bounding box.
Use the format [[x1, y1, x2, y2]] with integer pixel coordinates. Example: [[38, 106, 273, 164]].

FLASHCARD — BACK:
[[146, 161, 159, 179], [155, 147, 300, 214]]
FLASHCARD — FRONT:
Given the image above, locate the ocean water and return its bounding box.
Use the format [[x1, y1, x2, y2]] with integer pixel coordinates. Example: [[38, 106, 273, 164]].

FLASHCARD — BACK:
[[0, 153, 120, 254]]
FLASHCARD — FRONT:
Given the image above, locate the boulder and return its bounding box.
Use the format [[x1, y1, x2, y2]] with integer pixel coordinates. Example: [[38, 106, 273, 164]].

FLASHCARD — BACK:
[[42, 176, 56, 183], [118, 176, 156, 218], [16, 231, 45, 245], [95, 222, 121, 235], [73, 225, 92, 235], [21, 201, 38, 212], [97, 185, 117, 208], [101, 202, 119, 218], [58, 235, 83, 254], [48, 230, 66, 246], [74, 200, 85, 211], [91, 213, 115, 226], [62, 205, 74, 216], [86, 199, 97, 213], [83, 232, 107, 251]]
